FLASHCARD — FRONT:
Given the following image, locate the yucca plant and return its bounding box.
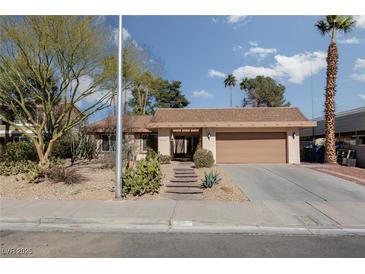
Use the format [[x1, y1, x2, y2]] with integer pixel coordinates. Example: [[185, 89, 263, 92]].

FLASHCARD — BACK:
[[201, 170, 221, 188]]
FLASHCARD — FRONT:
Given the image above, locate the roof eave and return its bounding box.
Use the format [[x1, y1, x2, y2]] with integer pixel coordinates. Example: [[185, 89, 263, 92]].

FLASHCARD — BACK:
[[148, 121, 317, 129]]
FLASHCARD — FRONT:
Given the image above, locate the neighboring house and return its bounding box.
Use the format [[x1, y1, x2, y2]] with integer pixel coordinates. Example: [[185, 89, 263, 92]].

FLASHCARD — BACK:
[[300, 106, 365, 167], [0, 103, 86, 150], [300, 106, 365, 145], [87, 107, 315, 164]]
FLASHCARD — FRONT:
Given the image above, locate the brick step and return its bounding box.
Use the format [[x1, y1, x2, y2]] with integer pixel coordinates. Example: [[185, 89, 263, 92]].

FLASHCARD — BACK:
[[170, 178, 198, 183], [166, 182, 202, 188], [174, 174, 198, 178], [165, 193, 202, 200], [165, 187, 203, 194]]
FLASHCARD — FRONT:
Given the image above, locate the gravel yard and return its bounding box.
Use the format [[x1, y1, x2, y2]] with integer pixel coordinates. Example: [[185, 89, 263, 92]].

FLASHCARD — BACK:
[[305, 163, 365, 186], [0, 160, 247, 201]]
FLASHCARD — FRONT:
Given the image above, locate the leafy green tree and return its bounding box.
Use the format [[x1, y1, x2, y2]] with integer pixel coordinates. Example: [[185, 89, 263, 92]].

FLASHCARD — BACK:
[[315, 15, 356, 164], [153, 80, 189, 109], [240, 76, 290, 107], [224, 74, 236, 107], [0, 16, 112, 165]]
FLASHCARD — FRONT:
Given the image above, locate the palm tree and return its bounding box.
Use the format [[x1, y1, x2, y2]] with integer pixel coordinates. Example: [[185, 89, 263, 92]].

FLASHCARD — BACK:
[[315, 15, 356, 164], [224, 74, 237, 107]]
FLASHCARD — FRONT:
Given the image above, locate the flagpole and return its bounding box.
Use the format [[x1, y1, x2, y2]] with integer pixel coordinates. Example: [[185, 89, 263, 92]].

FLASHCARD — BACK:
[[115, 15, 123, 199]]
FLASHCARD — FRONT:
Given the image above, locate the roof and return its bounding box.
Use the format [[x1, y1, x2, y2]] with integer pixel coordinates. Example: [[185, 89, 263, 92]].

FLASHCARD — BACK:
[[148, 107, 316, 128], [86, 115, 152, 133], [300, 106, 365, 137]]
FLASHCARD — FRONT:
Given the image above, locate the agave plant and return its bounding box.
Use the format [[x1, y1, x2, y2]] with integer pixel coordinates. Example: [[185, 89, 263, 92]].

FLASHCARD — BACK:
[[201, 170, 221, 188]]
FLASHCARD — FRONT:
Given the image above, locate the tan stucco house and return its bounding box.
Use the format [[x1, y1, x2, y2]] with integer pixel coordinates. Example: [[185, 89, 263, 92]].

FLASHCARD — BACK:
[[87, 107, 316, 164]]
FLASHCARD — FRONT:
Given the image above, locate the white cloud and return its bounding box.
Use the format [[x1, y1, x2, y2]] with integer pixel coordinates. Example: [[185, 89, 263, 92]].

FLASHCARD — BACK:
[[245, 45, 278, 61], [249, 41, 258, 47], [208, 69, 226, 79], [226, 16, 247, 24], [351, 73, 365, 82], [211, 17, 219, 24], [354, 58, 365, 70], [338, 36, 360, 44], [192, 90, 214, 98], [351, 58, 365, 82], [359, 94, 365, 100], [354, 15, 365, 29], [112, 27, 131, 46], [122, 28, 131, 41], [233, 51, 327, 84], [232, 45, 243, 51]]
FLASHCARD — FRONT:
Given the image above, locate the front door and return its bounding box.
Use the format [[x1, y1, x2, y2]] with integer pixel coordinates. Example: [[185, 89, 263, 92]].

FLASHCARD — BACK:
[[174, 136, 199, 159]]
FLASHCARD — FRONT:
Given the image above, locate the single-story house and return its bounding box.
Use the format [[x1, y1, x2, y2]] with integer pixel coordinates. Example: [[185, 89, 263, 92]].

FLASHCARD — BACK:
[[87, 107, 316, 164]]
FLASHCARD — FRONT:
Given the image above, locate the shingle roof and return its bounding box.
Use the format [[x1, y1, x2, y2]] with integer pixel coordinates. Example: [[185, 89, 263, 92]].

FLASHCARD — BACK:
[[148, 107, 316, 128], [86, 115, 152, 133]]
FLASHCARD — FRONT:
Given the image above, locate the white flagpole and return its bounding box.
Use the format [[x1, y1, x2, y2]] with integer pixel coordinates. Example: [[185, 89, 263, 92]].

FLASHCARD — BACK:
[[115, 15, 123, 199]]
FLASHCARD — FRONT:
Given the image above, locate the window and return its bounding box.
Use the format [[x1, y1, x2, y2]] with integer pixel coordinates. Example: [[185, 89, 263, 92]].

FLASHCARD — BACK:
[[101, 134, 116, 152], [141, 134, 158, 153]]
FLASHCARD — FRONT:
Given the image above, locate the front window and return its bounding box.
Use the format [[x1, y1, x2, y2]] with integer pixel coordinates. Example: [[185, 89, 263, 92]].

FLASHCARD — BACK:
[[101, 134, 116, 152], [141, 133, 158, 153]]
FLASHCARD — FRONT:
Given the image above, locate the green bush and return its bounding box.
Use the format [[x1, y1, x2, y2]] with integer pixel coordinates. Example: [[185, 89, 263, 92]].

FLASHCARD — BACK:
[[52, 135, 73, 159], [193, 149, 214, 168], [159, 154, 171, 164], [201, 170, 221, 188], [122, 155, 162, 196], [0, 160, 38, 176], [72, 130, 98, 161], [1, 141, 37, 162], [146, 147, 157, 161]]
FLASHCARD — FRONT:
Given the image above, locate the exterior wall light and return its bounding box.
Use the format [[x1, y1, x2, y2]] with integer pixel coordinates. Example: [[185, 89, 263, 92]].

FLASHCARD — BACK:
[[292, 132, 296, 139], [207, 132, 211, 140]]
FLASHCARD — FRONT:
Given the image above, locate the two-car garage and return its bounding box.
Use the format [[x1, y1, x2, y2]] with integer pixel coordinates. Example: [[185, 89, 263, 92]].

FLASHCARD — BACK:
[[216, 132, 287, 164]]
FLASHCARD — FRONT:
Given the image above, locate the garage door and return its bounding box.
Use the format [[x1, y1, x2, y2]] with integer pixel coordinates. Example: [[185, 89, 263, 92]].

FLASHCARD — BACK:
[[216, 132, 287, 164]]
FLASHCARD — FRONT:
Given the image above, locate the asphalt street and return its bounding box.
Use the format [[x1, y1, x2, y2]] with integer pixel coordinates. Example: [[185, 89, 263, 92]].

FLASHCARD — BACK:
[[1, 230, 365, 258]]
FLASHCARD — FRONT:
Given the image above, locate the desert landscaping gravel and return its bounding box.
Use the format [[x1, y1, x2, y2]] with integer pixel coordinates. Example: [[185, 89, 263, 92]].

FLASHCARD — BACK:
[[0, 160, 247, 202]]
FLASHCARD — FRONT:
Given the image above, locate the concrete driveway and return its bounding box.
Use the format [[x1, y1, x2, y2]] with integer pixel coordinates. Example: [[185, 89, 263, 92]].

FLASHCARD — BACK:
[[220, 164, 365, 202]]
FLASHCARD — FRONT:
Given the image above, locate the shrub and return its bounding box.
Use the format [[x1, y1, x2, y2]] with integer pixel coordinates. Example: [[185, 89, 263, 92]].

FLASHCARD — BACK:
[[146, 147, 157, 161], [201, 170, 221, 188], [159, 154, 171, 164], [46, 166, 83, 184], [193, 149, 214, 168], [122, 155, 161, 196], [72, 130, 98, 161], [1, 141, 37, 162], [0, 160, 38, 176], [52, 135, 73, 159]]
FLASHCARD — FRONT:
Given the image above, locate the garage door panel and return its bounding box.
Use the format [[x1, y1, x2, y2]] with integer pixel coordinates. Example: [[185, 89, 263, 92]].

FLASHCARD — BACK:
[[216, 132, 287, 164]]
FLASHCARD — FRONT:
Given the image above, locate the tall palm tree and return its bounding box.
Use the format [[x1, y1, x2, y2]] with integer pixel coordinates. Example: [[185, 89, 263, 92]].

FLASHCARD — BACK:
[[315, 15, 356, 164], [224, 74, 237, 107]]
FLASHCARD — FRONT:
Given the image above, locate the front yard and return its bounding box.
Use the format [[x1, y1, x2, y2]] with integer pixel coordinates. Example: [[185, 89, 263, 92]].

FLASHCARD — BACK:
[[0, 160, 247, 202]]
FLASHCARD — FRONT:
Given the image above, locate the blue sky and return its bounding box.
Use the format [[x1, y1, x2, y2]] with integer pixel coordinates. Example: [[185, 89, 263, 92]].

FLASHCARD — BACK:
[[99, 15, 365, 120]]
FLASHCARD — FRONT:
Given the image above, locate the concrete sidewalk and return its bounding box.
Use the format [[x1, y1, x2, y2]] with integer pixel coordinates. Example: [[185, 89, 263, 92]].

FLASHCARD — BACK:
[[1, 200, 365, 235]]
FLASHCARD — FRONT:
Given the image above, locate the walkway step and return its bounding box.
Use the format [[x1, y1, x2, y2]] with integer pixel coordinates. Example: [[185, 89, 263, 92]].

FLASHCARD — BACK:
[[165, 193, 202, 200], [174, 170, 196, 174], [174, 167, 194, 170], [166, 182, 202, 188], [165, 187, 203, 194], [174, 174, 198, 178], [170, 178, 198, 183]]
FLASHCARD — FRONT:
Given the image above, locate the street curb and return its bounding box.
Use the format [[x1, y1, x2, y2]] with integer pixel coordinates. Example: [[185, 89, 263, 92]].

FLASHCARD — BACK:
[[2, 218, 365, 236]]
